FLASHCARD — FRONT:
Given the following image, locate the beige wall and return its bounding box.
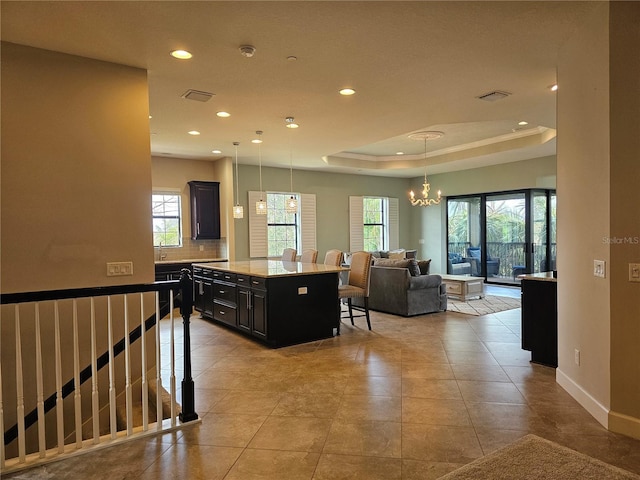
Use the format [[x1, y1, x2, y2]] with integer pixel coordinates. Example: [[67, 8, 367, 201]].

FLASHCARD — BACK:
[[1, 42, 154, 291], [557, 2, 640, 438], [1, 43, 155, 451], [608, 1, 640, 437]]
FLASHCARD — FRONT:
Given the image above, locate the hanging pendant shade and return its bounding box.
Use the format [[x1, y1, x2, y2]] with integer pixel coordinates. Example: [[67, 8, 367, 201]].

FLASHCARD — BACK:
[[284, 117, 298, 214], [232, 141, 244, 219], [255, 131, 267, 215]]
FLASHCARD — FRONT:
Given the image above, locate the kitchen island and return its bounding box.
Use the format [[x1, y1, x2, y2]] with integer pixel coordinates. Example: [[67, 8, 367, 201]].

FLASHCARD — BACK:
[[519, 271, 558, 367], [192, 260, 345, 347]]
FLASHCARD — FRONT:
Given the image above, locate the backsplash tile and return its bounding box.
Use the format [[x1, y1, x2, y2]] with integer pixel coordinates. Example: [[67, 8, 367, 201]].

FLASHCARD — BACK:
[[155, 237, 227, 261]]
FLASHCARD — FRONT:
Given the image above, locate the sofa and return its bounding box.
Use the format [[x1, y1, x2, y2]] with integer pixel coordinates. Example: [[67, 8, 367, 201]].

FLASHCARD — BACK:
[[352, 258, 447, 316]]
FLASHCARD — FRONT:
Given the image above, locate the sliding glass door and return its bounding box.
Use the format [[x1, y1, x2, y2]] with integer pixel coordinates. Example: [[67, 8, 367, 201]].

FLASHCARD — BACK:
[[446, 189, 556, 286]]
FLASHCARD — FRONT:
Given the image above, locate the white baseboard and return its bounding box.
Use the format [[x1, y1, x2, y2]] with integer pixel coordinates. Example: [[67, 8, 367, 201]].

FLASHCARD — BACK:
[[556, 368, 609, 428], [609, 410, 640, 440]]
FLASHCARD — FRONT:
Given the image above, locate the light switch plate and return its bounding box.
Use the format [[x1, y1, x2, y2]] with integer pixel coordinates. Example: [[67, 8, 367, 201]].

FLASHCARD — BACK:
[[593, 259, 606, 278], [630, 263, 640, 283], [107, 261, 134, 276]]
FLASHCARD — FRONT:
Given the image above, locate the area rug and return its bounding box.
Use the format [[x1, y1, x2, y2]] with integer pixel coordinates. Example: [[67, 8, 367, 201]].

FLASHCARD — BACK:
[[447, 294, 521, 316], [439, 434, 640, 479]]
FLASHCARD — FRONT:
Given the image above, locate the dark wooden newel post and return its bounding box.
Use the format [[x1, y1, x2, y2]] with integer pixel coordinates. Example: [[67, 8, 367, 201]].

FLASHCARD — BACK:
[[179, 268, 198, 422]]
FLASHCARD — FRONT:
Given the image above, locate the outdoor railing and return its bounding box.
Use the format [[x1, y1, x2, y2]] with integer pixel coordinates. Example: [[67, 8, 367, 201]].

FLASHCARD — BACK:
[[1, 270, 198, 474]]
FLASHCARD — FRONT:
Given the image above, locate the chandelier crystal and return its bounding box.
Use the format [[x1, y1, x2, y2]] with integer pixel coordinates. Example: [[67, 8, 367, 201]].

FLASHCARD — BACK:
[[408, 132, 443, 207]]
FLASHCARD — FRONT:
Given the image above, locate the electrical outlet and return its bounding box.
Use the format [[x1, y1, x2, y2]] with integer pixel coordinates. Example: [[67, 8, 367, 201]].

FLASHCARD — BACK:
[[107, 261, 134, 277], [199, 245, 205, 252], [593, 259, 606, 278], [630, 263, 640, 283], [574, 349, 580, 366]]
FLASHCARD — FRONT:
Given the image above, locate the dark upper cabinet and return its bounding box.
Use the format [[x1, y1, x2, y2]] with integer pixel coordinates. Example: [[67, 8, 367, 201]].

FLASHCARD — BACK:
[[188, 181, 220, 240]]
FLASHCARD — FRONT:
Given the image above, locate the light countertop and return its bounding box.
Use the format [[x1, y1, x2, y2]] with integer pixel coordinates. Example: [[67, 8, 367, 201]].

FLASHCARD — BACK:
[[518, 271, 557, 282], [192, 260, 347, 278]]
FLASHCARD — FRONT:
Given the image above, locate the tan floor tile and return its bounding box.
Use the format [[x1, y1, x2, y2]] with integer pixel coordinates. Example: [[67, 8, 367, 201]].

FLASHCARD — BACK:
[[451, 364, 511, 382], [402, 424, 483, 463], [211, 390, 282, 415], [323, 420, 402, 458], [466, 402, 545, 431], [442, 340, 489, 353], [444, 350, 499, 365], [350, 360, 402, 377], [401, 378, 462, 399], [402, 397, 472, 427], [288, 373, 350, 395], [272, 392, 342, 418], [401, 362, 455, 380], [473, 427, 529, 454], [249, 416, 332, 452], [343, 375, 402, 396], [335, 394, 401, 422], [139, 444, 243, 479], [178, 413, 267, 447], [194, 387, 229, 413], [224, 449, 320, 480], [401, 459, 465, 480], [313, 454, 402, 480], [457, 380, 527, 404]]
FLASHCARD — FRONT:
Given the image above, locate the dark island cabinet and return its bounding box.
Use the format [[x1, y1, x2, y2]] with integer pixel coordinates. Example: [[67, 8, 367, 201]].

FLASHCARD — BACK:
[[193, 266, 214, 318], [521, 277, 558, 367], [237, 275, 268, 339], [188, 181, 221, 240]]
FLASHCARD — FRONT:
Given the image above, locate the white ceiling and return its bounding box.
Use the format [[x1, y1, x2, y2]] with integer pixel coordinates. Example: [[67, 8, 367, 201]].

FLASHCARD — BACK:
[[1, 1, 599, 178]]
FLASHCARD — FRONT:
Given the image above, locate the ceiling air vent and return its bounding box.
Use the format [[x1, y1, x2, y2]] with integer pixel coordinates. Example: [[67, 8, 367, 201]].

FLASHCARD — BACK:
[[181, 89, 214, 102], [477, 90, 511, 102]]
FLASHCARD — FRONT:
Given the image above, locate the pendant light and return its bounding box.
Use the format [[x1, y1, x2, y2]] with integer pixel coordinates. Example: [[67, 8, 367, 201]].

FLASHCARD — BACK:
[[232, 142, 243, 219], [285, 117, 298, 214], [254, 131, 267, 215]]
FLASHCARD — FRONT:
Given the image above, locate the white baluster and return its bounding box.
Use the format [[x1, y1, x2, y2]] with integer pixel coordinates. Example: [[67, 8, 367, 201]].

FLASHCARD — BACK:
[[170, 291, 176, 426], [72, 299, 82, 448], [15, 305, 26, 462], [124, 295, 133, 435], [155, 292, 163, 431], [90, 298, 100, 444], [107, 296, 116, 439], [140, 293, 148, 431], [34, 303, 46, 457], [54, 301, 64, 453]]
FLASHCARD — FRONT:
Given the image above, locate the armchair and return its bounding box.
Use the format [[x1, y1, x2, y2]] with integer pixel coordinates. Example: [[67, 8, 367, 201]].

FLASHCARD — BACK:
[[466, 247, 500, 277], [447, 252, 471, 275]]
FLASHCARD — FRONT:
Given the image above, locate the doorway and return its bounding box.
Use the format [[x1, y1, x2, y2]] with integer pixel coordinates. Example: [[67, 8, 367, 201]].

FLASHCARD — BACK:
[[446, 189, 556, 285]]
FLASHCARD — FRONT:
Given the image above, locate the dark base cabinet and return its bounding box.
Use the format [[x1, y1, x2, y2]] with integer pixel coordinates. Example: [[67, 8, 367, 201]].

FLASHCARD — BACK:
[[521, 278, 558, 367], [194, 267, 339, 347], [193, 266, 214, 318]]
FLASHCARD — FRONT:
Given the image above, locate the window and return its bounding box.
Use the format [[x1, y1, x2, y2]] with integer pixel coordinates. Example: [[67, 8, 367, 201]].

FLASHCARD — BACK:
[[152, 193, 182, 247], [267, 192, 298, 257], [363, 197, 385, 251], [248, 191, 316, 258], [349, 196, 398, 252]]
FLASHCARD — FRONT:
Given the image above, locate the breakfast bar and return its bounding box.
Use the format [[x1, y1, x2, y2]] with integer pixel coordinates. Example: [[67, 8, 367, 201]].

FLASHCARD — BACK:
[[192, 260, 344, 347]]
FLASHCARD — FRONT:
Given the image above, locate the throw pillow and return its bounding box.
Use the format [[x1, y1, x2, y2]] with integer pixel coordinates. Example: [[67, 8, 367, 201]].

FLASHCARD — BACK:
[[388, 249, 406, 260], [468, 248, 481, 259], [418, 259, 431, 275], [448, 252, 462, 263], [408, 258, 421, 276], [380, 251, 390, 258]]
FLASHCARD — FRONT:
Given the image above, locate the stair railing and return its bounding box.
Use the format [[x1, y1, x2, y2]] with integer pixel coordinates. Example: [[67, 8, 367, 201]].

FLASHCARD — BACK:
[[1, 269, 198, 474]]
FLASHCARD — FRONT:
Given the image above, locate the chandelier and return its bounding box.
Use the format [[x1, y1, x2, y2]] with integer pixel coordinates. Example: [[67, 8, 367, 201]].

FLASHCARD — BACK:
[[408, 132, 443, 207]]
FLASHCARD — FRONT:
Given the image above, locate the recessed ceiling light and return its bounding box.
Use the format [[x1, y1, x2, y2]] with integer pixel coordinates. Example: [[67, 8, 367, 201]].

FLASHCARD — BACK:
[[396, 152, 404, 155], [170, 49, 192, 60], [188, 130, 200, 135], [287, 55, 298, 61], [148, 115, 152, 119], [212, 149, 222, 154], [340, 88, 356, 96], [550, 84, 558, 92], [251, 138, 263, 144], [216, 111, 231, 118], [518, 121, 528, 126]]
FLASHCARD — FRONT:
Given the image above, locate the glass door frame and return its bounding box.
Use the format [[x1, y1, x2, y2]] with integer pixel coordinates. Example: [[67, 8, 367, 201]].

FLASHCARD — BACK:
[[446, 188, 556, 286]]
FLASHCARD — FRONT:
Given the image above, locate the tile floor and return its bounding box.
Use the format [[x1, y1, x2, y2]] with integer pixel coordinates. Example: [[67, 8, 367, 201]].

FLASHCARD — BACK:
[[7, 297, 640, 479]]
